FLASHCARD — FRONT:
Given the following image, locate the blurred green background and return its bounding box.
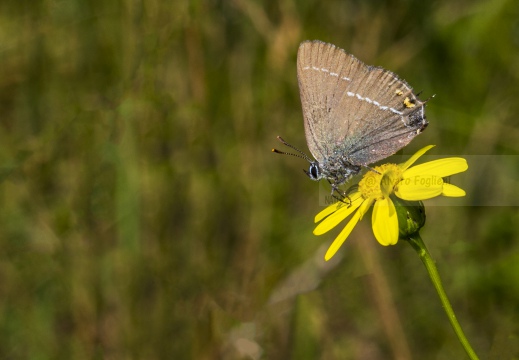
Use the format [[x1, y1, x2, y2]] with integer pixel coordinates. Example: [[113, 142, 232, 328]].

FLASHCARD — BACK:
[[1, 0, 518, 359]]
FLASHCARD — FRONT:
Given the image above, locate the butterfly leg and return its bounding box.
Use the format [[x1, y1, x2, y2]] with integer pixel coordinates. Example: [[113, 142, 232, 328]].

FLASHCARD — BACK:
[[362, 164, 381, 174], [329, 181, 352, 206]]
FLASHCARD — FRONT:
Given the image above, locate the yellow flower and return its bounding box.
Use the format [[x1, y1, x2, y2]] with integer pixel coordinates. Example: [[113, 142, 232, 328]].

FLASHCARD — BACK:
[[314, 145, 468, 261]]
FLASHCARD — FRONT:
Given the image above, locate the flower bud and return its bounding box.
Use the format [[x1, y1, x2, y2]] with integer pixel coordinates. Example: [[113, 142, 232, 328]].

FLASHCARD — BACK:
[[391, 196, 426, 239]]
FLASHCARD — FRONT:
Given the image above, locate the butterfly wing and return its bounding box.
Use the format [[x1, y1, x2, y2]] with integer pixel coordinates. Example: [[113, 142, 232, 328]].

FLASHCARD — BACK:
[[297, 40, 427, 166]]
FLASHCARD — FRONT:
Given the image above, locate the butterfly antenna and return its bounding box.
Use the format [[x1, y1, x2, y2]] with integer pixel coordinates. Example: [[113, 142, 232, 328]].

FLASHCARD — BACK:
[[424, 94, 436, 103], [272, 136, 313, 163], [271, 148, 309, 160]]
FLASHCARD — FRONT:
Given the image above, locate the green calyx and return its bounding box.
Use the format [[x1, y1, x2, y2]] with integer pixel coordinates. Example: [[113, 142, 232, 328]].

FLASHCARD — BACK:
[[391, 196, 426, 239]]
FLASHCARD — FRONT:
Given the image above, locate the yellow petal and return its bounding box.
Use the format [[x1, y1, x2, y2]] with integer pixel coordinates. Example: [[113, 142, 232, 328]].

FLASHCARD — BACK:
[[357, 196, 374, 220], [372, 198, 399, 246], [323, 198, 374, 261], [314, 192, 362, 223], [442, 183, 466, 197], [404, 158, 468, 178], [395, 175, 443, 200], [314, 194, 363, 235], [324, 209, 362, 261], [400, 145, 435, 171], [314, 202, 342, 224]]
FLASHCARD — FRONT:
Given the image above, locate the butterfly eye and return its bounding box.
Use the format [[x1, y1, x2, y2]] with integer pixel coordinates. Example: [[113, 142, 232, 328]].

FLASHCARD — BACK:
[[309, 163, 320, 180]]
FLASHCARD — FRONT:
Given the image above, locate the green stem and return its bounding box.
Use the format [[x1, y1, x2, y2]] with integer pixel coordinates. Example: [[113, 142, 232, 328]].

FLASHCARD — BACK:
[[406, 233, 479, 360]]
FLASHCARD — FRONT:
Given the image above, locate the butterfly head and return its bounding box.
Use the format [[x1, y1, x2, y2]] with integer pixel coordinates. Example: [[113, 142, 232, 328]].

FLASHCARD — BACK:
[[273, 136, 324, 180]]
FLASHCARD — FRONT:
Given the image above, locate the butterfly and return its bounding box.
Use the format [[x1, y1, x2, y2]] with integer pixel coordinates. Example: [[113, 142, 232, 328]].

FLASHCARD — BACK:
[[273, 40, 429, 196]]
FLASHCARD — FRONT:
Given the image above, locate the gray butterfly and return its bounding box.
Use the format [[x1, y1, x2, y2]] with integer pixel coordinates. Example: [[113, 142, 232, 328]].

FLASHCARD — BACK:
[[274, 40, 429, 194]]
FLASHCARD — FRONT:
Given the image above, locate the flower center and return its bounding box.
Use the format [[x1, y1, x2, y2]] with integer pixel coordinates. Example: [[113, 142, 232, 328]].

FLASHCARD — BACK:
[[358, 164, 403, 200]]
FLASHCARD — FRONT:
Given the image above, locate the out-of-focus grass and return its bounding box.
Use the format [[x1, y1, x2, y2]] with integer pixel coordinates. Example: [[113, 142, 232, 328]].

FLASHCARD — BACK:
[[0, 0, 518, 359]]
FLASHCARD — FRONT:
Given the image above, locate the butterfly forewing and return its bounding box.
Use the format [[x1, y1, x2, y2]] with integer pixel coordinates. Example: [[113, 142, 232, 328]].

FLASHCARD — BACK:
[[297, 40, 364, 162]]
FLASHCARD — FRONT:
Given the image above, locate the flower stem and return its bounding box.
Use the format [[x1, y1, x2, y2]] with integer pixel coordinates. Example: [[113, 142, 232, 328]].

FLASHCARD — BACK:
[[406, 234, 479, 360]]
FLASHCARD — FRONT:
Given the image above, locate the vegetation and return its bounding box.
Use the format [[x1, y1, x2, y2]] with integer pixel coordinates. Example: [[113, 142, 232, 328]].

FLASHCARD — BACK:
[[0, 0, 517, 358]]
